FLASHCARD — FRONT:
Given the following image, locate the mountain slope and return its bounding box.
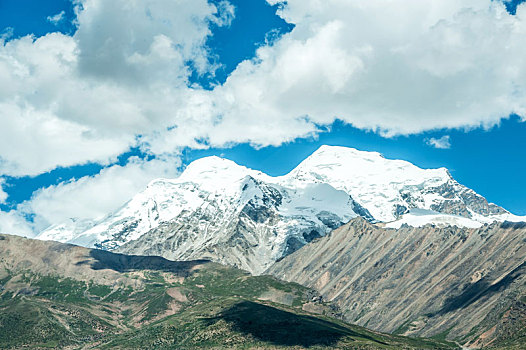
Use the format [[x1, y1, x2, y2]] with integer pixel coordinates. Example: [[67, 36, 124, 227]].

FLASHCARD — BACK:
[[267, 218, 526, 348], [37, 146, 523, 274], [114, 179, 364, 274], [0, 234, 455, 350]]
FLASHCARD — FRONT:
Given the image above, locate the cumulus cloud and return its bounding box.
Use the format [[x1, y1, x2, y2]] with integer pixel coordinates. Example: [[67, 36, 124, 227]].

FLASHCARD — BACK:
[[203, 0, 526, 143], [47, 11, 66, 25], [426, 135, 452, 149], [20, 156, 180, 234], [3, 0, 526, 176], [0, 0, 232, 176], [148, 0, 526, 151]]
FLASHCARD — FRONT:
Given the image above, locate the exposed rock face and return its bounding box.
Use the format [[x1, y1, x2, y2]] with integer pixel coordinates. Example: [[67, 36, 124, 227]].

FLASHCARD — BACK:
[[267, 218, 526, 347], [424, 178, 507, 217]]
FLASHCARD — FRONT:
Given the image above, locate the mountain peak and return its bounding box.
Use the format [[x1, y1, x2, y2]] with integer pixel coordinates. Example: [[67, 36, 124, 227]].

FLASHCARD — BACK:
[[281, 145, 455, 222], [303, 145, 447, 177], [182, 156, 246, 175], [312, 145, 384, 160], [178, 156, 256, 188]]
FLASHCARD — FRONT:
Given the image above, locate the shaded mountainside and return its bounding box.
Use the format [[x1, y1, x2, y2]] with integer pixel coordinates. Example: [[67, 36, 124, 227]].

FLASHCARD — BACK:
[[0, 234, 455, 349], [267, 218, 526, 349]]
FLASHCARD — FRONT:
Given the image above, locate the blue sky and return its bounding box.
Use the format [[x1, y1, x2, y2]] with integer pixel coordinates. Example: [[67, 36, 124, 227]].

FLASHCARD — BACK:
[[0, 0, 76, 38], [0, 0, 525, 236]]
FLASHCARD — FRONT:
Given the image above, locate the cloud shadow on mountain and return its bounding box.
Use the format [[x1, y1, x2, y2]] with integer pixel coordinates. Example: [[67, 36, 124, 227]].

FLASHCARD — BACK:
[[436, 261, 526, 316], [204, 300, 387, 347], [75, 249, 210, 277]]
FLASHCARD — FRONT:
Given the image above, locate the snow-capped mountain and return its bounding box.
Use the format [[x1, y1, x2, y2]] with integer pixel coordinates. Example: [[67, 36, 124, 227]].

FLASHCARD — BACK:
[[37, 145, 523, 273], [38, 154, 362, 273], [280, 146, 507, 222]]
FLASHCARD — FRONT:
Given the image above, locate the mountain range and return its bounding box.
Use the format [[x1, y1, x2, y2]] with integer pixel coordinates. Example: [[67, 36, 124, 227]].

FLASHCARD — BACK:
[[37, 145, 524, 274]]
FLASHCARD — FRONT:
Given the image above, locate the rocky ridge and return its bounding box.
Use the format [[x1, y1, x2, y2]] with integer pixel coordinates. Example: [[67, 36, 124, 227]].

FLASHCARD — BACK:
[[268, 217, 526, 348]]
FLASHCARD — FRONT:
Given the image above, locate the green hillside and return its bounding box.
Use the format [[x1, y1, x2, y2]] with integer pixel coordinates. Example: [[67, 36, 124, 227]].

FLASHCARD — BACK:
[[0, 234, 456, 349]]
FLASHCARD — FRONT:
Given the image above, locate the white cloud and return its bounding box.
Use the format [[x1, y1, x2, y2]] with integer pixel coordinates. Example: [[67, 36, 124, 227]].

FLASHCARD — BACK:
[[0, 211, 34, 237], [21, 155, 180, 234], [212, 1, 236, 27], [47, 11, 66, 25], [1, 27, 13, 41], [0, 0, 232, 176], [201, 0, 526, 145], [3, 0, 526, 176], [426, 135, 451, 149]]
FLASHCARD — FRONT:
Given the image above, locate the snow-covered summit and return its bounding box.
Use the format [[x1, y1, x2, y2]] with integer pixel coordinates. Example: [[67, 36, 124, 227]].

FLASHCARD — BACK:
[[285, 146, 447, 221], [287, 145, 450, 183], [279, 145, 498, 223], [178, 156, 261, 186]]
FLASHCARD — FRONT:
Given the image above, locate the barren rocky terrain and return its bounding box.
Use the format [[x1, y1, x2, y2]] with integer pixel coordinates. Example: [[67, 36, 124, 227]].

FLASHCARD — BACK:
[[268, 218, 526, 348]]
